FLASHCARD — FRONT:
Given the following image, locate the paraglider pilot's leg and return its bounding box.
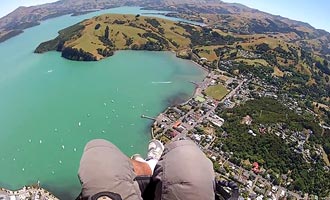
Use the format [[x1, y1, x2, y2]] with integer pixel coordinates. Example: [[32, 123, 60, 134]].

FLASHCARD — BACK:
[[77, 139, 149, 200], [152, 139, 216, 200]]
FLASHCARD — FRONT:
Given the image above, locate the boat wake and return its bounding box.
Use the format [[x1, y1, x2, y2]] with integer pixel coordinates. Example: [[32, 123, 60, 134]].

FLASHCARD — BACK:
[[152, 81, 172, 84]]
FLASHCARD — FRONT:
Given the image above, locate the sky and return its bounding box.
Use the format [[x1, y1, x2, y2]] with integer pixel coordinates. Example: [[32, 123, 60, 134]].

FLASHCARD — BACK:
[[0, 0, 329, 32], [223, 0, 330, 32]]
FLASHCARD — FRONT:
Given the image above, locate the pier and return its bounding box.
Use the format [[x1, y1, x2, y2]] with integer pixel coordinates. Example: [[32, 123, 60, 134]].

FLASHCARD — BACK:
[[141, 115, 156, 121], [189, 81, 200, 87]]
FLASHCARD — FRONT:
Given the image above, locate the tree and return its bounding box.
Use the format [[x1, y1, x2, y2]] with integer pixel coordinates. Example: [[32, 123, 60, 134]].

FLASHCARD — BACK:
[[105, 26, 109, 39], [94, 23, 101, 30]]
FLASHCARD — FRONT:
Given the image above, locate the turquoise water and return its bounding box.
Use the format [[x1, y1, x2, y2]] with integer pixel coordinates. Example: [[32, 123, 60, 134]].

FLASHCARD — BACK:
[[0, 7, 206, 199]]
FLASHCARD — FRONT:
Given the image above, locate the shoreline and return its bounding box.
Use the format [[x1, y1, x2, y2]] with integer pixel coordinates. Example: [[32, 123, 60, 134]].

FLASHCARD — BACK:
[[149, 56, 210, 139], [0, 184, 59, 199]]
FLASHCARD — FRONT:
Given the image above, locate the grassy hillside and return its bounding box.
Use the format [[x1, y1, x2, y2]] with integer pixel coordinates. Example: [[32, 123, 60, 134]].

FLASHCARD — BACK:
[[35, 14, 195, 61]]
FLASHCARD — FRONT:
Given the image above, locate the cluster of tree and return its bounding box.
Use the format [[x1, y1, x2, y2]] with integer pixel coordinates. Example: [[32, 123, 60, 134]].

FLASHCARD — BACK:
[[216, 98, 330, 196], [255, 43, 271, 53], [288, 46, 299, 64], [98, 25, 114, 48], [321, 44, 330, 55], [289, 159, 330, 196], [125, 37, 134, 46], [168, 38, 179, 48], [35, 24, 84, 53], [300, 48, 313, 67], [249, 43, 278, 66], [278, 65, 310, 84], [131, 41, 164, 51], [158, 27, 165, 34], [178, 24, 243, 46], [94, 23, 101, 30], [274, 46, 297, 61], [261, 52, 278, 66], [247, 18, 305, 37], [113, 19, 126, 25], [104, 26, 109, 39], [220, 61, 273, 81], [315, 60, 330, 75], [97, 48, 114, 57], [323, 132, 330, 155], [62, 47, 96, 61], [145, 18, 161, 28], [141, 32, 169, 48], [213, 46, 233, 58]]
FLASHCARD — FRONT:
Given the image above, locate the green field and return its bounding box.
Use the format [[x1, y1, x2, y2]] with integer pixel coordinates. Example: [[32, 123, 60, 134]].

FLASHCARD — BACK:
[[205, 84, 229, 100]]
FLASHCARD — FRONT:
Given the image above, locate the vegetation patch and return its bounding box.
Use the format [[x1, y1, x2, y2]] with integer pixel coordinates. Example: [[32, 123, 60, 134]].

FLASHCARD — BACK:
[[215, 98, 330, 196], [205, 84, 229, 100]]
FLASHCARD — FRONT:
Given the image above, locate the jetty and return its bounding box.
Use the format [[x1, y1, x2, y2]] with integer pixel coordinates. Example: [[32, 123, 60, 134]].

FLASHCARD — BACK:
[[141, 115, 156, 121], [189, 81, 200, 87]]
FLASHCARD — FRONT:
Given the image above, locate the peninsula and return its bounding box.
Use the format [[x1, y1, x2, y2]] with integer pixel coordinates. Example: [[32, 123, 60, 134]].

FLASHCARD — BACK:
[[35, 14, 196, 61], [35, 14, 240, 62]]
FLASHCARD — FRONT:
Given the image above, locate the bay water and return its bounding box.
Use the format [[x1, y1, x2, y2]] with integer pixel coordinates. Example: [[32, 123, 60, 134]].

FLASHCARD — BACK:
[[0, 7, 206, 198]]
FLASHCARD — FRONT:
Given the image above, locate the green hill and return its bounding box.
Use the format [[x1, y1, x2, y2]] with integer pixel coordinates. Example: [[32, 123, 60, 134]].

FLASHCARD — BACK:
[[35, 14, 195, 61]]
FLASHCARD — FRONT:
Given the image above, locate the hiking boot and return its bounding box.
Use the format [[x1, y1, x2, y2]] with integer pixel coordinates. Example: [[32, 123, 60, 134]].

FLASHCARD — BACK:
[[146, 139, 164, 161]]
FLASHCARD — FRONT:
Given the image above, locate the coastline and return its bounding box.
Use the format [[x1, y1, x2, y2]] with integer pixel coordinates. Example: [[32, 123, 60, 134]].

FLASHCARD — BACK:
[[184, 56, 209, 99], [149, 55, 210, 139], [0, 185, 59, 199]]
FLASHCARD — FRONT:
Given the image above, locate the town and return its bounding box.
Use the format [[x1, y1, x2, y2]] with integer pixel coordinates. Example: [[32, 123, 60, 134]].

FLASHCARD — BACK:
[[149, 57, 330, 200], [0, 183, 58, 200]]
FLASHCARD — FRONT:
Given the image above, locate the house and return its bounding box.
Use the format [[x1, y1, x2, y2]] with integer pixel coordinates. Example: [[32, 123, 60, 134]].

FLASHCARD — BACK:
[[252, 162, 260, 173], [175, 125, 185, 133], [248, 129, 256, 137], [241, 115, 252, 125], [173, 107, 184, 116], [256, 195, 264, 200], [210, 114, 225, 127], [211, 79, 217, 85], [200, 57, 208, 64], [170, 131, 179, 138], [173, 121, 181, 129], [271, 186, 278, 192], [192, 134, 201, 142], [259, 124, 266, 134], [249, 192, 257, 199], [242, 171, 250, 180], [211, 120, 223, 127]]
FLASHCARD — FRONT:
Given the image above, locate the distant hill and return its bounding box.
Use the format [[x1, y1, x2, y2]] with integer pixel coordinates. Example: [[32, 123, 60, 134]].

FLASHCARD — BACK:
[[1, 0, 330, 56], [35, 14, 198, 61], [1, 0, 330, 73], [1, 0, 329, 122]]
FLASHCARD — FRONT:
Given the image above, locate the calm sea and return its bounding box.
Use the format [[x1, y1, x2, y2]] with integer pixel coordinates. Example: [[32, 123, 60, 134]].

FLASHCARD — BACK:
[[0, 7, 206, 199]]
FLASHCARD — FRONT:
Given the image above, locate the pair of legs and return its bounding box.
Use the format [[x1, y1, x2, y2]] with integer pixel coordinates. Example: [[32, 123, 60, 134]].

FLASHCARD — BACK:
[[77, 138, 215, 200]]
